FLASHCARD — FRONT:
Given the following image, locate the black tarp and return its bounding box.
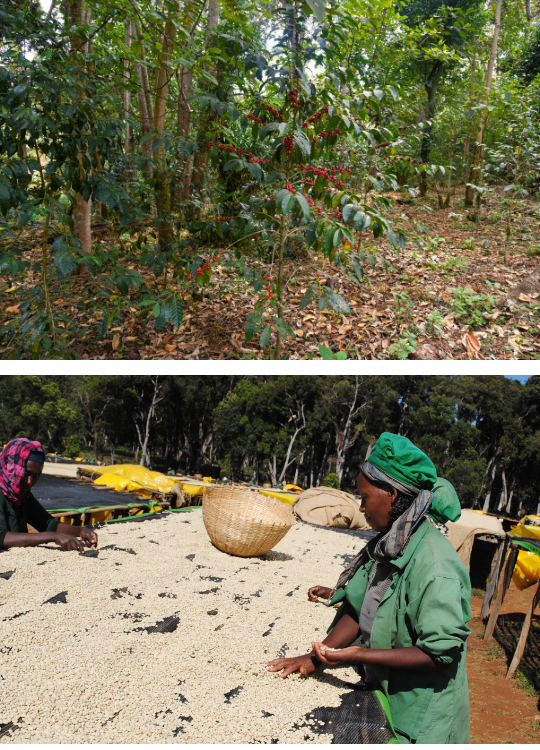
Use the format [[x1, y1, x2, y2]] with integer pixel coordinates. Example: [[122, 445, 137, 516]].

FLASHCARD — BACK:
[[34, 474, 135, 511]]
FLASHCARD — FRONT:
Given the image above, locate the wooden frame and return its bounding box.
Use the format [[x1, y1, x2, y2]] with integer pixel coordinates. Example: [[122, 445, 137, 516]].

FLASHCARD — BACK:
[[479, 533, 540, 679]]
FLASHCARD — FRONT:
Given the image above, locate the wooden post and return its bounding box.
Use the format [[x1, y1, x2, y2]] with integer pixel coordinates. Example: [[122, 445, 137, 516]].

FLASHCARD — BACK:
[[481, 536, 507, 620], [484, 545, 519, 641], [506, 580, 540, 679]]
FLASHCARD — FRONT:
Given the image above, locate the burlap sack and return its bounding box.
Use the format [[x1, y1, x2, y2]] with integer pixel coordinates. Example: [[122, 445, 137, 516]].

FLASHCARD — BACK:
[[292, 487, 369, 530], [446, 508, 503, 569]]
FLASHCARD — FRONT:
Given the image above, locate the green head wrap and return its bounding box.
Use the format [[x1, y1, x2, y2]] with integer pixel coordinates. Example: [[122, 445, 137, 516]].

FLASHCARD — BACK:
[[428, 477, 462, 524], [368, 432, 437, 490]]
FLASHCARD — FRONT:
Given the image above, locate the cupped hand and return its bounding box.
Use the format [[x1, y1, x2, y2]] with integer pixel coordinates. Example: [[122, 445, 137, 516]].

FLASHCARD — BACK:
[[80, 527, 98, 548], [54, 533, 85, 552], [267, 654, 317, 678], [311, 641, 363, 666], [308, 585, 332, 602]]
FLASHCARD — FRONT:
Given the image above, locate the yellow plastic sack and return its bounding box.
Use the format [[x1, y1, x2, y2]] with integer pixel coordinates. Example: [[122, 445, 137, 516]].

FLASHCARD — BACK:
[[182, 484, 205, 498], [511, 524, 540, 590], [284, 484, 302, 493], [258, 488, 297, 506], [203, 477, 214, 484], [93, 464, 177, 493]]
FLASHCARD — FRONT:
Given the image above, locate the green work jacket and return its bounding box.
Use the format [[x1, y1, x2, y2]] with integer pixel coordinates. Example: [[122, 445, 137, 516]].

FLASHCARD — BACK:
[[0, 490, 59, 549], [329, 520, 471, 744]]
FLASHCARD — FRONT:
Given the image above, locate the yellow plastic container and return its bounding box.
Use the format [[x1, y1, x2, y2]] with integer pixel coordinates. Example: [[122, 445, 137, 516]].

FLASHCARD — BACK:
[[511, 523, 540, 590]]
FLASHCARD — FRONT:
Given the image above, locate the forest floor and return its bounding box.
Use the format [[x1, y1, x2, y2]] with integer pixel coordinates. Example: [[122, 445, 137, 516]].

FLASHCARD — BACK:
[[468, 581, 540, 743], [2, 186, 540, 359]]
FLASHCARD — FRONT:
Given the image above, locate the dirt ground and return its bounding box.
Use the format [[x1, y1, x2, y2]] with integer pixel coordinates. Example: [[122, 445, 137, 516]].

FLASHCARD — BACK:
[[468, 581, 540, 744], [2, 187, 540, 360]]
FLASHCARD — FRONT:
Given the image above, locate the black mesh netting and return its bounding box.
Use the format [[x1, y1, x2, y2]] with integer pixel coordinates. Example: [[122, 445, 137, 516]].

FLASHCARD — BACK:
[[295, 684, 397, 744]]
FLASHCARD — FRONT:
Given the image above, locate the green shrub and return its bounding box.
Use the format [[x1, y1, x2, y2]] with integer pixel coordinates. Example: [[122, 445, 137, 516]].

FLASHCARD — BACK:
[[321, 473, 340, 489]]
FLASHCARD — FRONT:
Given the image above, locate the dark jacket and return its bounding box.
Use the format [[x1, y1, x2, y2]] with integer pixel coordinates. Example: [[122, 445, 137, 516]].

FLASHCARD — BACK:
[[0, 490, 59, 549]]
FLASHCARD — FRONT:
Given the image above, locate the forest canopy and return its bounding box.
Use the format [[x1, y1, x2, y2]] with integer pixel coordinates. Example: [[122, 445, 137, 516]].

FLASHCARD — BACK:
[[1, 0, 540, 360], [1, 374, 539, 516]]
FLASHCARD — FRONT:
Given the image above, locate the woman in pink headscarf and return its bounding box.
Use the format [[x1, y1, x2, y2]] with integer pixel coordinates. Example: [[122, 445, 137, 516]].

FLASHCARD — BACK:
[[0, 438, 98, 552]]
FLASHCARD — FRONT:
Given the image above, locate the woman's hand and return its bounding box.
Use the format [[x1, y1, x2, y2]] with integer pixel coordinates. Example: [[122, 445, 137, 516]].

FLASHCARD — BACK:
[[267, 654, 317, 678], [53, 533, 85, 552], [311, 642, 364, 666], [308, 585, 332, 602], [80, 527, 98, 548]]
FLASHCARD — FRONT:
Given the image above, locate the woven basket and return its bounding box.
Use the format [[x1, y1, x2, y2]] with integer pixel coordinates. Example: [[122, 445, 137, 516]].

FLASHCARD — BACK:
[[202, 487, 295, 557]]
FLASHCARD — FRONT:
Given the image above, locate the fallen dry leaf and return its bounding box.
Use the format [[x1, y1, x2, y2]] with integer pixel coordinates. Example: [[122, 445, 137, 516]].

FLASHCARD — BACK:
[[125, 336, 137, 342], [338, 324, 352, 335], [464, 332, 481, 352], [164, 344, 177, 352], [112, 333, 121, 350], [5, 305, 20, 313], [295, 329, 304, 337]]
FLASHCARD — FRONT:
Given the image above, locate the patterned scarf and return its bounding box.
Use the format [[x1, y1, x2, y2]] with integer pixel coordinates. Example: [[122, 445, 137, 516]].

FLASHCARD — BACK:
[[0, 438, 45, 505], [327, 461, 433, 602]]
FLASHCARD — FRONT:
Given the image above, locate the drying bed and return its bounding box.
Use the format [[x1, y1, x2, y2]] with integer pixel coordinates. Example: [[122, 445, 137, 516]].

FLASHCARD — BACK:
[[0, 509, 367, 743]]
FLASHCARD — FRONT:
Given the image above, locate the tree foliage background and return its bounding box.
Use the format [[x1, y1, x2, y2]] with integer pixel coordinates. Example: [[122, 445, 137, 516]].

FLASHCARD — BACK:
[[1, 374, 538, 516]]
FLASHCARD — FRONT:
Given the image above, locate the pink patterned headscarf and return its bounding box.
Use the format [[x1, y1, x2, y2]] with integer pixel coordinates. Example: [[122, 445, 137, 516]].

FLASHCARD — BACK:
[[0, 438, 45, 505]]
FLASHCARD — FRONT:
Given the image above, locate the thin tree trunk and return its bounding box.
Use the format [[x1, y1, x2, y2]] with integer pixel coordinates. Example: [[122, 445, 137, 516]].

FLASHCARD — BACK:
[[191, 0, 220, 193], [153, 3, 179, 249], [465, 0, 502, 207], [134, 376, 164, 467], [175, 66, 193, 199], [462, 57, 476, 182], [483, 460, 498, 513], [316, 432, 332, 487], [419, 60, 444, 195], [505, 475, 516, 515], [333, 376, 368, 481], [70, 0, 92, 256], [525, 0, 532, 21], [278, 404, 306, 483], [123, 24, 132, 154], [497, 469, 507, 511], [266, 455, 278, 486]]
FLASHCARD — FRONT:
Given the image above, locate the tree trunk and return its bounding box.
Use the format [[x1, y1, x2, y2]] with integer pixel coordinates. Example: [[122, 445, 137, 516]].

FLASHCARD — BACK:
[[191, 0, 220, 193], [175, 66, 194, 199], [462, 57, 476, 182], [316, 432, 332, 486], [419, 60, 444, 195], [195, 430, 214, 472], [332, 376, 368, 481], [153, 3, 179, 250], [497, 469, 507, 511], [505, 475, 516, 515], [278, 405, 306, 483], [123, 23, 132, 153], [69, 0, 92, 256], [267, 455, 278, 486], [483, 460, 498, 512], [465, 0, 502, 207], [131, 18, 153, 171], [134, 376, 164, 467], [525, 0, 532, 21]]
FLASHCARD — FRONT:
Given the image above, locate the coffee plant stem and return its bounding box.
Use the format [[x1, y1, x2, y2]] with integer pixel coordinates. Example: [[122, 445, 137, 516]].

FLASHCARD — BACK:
[[275, 213, 287, 359], [41, 206, 56, 345]]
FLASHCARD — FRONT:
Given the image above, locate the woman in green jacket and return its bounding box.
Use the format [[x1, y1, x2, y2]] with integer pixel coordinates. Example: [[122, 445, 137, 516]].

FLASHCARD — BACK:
[[267, 432, 471, 744]]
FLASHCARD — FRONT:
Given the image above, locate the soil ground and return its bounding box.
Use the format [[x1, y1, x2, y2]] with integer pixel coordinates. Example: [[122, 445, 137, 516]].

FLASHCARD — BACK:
[[1, 187, 540, 359], [468, 581, 540, 743]]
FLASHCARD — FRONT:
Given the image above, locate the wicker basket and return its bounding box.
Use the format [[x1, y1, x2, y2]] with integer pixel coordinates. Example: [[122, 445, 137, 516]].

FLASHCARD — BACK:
[[202, 487, 295, 557]]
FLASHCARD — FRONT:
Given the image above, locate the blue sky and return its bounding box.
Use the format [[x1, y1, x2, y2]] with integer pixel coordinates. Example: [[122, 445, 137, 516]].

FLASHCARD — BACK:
[[506, 376, 530, 383]]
